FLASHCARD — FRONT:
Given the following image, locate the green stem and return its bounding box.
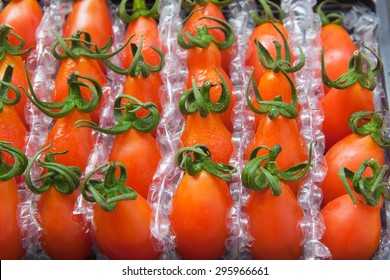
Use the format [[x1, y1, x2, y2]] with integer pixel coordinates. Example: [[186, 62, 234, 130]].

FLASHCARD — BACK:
[[176, 144, 236, 181], [242, 142, 315, 196], [316, 0, 344, 27], [182, 0, 235, 10], [0, 141, 28, 181], [0, 24, 31, 60], [118, 0, 160, 23], [75, 95, 160, 134], [81, 161, 137, 212], [250, 0, 284, 25], [0, 65, 21, 113]]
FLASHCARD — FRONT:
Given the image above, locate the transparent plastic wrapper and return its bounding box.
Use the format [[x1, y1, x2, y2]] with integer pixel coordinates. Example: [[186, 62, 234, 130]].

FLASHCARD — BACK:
[[17, 0, 73, 259]]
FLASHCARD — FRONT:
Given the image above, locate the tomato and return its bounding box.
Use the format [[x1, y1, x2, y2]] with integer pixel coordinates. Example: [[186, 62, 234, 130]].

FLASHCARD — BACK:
[[43, 110, 94, 171], [170, 169, 233, 259], [37, 188, 92, 260], [321, 194, 383, 259], [94, 195, 158, 260], [62, 0, 113, 49], [244, 184, 303, 260], [186, 44, 235, 131], [0, 178, 24, 259], [246, 116, 307, 195], [321, 83, 374, 150], [109, 128, 160, 198], [182, 1, 233, 73], [0, 0, 43, 60], [51, 56, 107, 124]]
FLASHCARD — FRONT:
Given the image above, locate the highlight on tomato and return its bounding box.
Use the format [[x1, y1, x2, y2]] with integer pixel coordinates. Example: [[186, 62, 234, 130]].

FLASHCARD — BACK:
[[0, 141, 28, 260], [245, 0, 290, 83], [0, 0, 43, 60], [245, 67, 307, 195], [179, 72, 233, 164], [21, 69, 102, 171], [81, 161, 159, 260], [177, 10, 236, 131], [242, 143, 314, 260], [321, 111, 389, 207], [24, 144, 92, 260], [0, 65, 27, 165], [321, 158, 389, 260], [75, 95, 161, 199], [0, 24, 31, 124], [170, 144, 236, 259], [321, 43, 382, 150], [315, 0, 358, 94], [181, 0, 235, 73]]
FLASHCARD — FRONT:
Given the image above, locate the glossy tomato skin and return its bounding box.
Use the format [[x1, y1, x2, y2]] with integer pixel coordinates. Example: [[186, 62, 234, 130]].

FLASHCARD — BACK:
[[187, 44, 235, 132], [37, 188, 92, 260], [93, 195, 158, 260], [321, 194, 383, 260], [0, 178, 24, 260], [44, 110, 94, 171], [246, 116, 307, 195], [0, 105, 27, 165], [321, 24, 358, 94], [183, 3, 233, 73], [0, 0, 43, 59], [109, 129, 160, 199], [0, 54, 29, 125], [245, 22, 290, 83], [170, 170, 233, 260], [62, 0, 113, 49], [244, 183, 303, 260], [51, 57, 107, 124], [122, 16, 161, 69], [181, 112, 233, 165], [321, 133, 384, 207], [321, 83, 374, 151]]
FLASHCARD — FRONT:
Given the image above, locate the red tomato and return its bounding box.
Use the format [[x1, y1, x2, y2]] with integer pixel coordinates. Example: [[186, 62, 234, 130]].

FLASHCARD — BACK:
[[181, 112, 233, 164], [62, 0, 113, 49], [321, 194, 383, 259], [51, 57, 107, 124], [321, 133, 384, 207], [93, 195, 158, 260], [109, 129, 160, 199], [244, 183, 303, 260], [0, 178, 24, 259], [321, 83, 374, 151], [0, 0, 43, 60], [170, 170, 233, 260], [246, 116, 308, 195], [37, 188, 92, 260]]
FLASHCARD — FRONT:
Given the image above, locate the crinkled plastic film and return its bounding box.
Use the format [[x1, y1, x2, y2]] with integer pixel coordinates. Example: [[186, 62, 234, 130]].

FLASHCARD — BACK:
[[17, 0, 73, 259]]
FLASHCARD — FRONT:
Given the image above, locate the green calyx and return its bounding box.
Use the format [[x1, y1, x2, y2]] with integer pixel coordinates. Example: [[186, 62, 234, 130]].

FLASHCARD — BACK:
[[0, 24, 31, 60], [75, 95, 160, 134], [250, 0, 284, 25], [25, 144, 82, 195], [118, 0, 160, 23], [177, 9, 235, 50], [104, 34, 164, 77], [338, 158, 390, 207], [51, 29, 127, 61], [176, 144, 236, 181], [348, 111, 390, 149], [255, 22, 305, 73], [21, 68, 102, 118], [242, 142, 315, 196], [245, 67, 298, 120], [321, 43, 382, 91], [0, 64, 21, 113], [182, 0, 235, 10], [0, 141, 28, 181], [316, 0, 344, 27], [179, 70, 230, 118], [81, 161, 137, 212]]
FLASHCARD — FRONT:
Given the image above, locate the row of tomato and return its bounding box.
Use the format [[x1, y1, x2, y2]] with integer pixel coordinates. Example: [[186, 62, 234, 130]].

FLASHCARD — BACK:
[[0, 0, 388, 260]]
